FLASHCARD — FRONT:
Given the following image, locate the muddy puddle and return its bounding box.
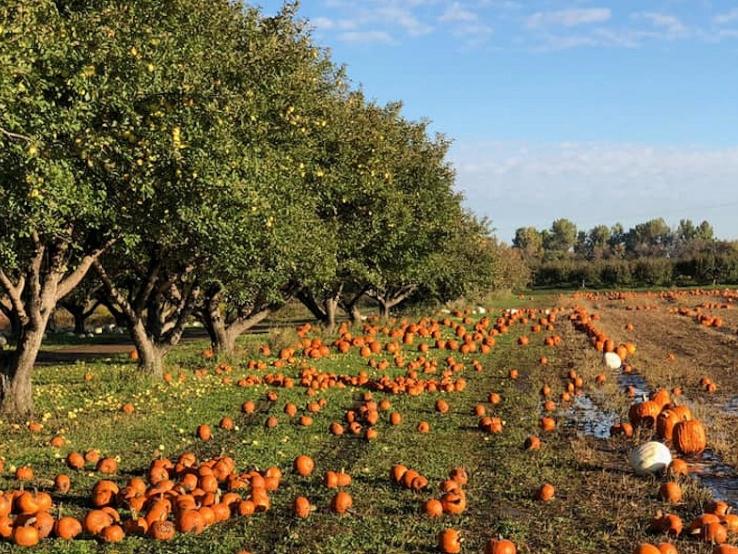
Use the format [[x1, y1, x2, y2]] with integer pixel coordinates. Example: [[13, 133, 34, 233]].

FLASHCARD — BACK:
[[617, 371, 650, 399], [619, 366, 738, 510], [563, 393, 619, 439], [723, 395, 738, 416], [561, 362, 738, 509], [689, 450, 738, 509]]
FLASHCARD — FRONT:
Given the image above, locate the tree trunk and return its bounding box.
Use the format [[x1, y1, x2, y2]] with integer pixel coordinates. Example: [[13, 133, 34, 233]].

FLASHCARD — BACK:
[[378, 299, 390, 319], [296, 289, 329, 324], [201, 306, 235, 355], [339, 288, 366, 326], [0, 237, 113, 418], [129, 319, 165, 378], [0, 323, 46, 417], [369, 286, 417, 320], [7, 311, 21, 338], [349, 304, 362, 325], [64, 305, 87, 334], [99, 298, 127, 328], [323, 296, 339, 333], [73, 311, 86, 334]]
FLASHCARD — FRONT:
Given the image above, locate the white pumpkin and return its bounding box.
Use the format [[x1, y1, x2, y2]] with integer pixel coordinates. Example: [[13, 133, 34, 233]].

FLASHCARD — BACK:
[[604, 352, 622, 370], [629, 441, 672, 475]]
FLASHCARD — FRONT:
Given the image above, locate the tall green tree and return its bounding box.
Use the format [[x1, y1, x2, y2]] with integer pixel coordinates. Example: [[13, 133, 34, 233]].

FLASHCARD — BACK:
[[363, 112, 462, 318], [544, 218, 577, 255], [625, 218, 672, 256], [194, 5, 341, 354], [512, 227, 544, 259], [587, 224, 611, 259], [0, 1, 121, 415], [295, 94, 409, 328], [92, 1, 342, 371]]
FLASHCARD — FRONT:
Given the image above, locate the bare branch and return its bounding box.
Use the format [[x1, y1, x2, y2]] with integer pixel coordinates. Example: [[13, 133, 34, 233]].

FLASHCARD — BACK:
[[55, 238, 116, 301], [0, 126, 33, 142], [229, 306, 272, 337], [93, 259, 136, 322], [163, 283, 200, 346], [133, 259, 162, 313], [0, 268, 30, 326]]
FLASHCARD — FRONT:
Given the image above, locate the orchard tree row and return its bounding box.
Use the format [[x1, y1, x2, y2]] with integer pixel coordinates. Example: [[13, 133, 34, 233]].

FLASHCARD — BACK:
[[0, 1, 507, 417], [513, 217, 720, 261], [513, 218, 738, 287]]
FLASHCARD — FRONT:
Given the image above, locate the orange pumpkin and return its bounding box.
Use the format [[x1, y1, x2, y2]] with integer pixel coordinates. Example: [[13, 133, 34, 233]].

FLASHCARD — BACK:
[[330, 491, 352, 514], [485, 539, 517, 554], [293, 496, 311, 519], [438, 528, 462, 554], [658, 482, 682, 504], [293, 455, 315, 477], [673, 420, 707, 455], [55, 516, 82, 540]]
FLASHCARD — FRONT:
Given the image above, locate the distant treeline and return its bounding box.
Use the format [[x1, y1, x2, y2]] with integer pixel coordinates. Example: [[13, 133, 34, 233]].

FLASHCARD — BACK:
[[512, 218, 738, 288]]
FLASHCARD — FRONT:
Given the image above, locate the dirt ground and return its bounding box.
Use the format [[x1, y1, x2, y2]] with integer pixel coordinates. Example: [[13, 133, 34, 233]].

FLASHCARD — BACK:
[[563, 289, 738, 468]]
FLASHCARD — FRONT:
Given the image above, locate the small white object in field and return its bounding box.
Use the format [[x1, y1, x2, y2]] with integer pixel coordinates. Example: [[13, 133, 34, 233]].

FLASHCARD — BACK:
[[0, 335, 7, 347], [440, 308, 451, 314], [86, 332, 94, 338], [629, 441, 672, 475], [94, 327, 103, 335], [604, 352, 622, 370], [544, 309, 550, 315], [360, 315, 368, 321], [476, 306, 486, 314], [106, 324, 116, 332]]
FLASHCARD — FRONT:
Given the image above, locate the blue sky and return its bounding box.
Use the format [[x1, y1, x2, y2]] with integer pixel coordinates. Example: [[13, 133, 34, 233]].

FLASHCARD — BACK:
[[258, 1, 738, 241]]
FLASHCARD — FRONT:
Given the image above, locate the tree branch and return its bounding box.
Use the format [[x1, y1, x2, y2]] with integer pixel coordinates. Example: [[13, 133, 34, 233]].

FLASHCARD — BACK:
[[0, 126, 32, 142], [163, 283, 200, 347], [93, 259, 137, 323], [0, 269, 28, 324], [386, 284, 417, 308], [339, 285, 368, 311], [26, 235, 45, 313], [228, 307, 272, 338], [133, 258, 162, 313], [55, 239, 116, 301], [296, 288, 328, 321]]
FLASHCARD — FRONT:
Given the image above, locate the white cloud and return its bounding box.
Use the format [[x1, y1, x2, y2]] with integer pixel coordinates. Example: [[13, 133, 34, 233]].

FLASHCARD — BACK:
[[314, 1, 433, 43], [633, 12, 688, 36], [449, 23, 493, 47], [526, 8, 611, 29], [714, 8, 738, 25], [312, 17, 357, 31], [376, 5, 433, 36], [440, 3, 477, 23], [437, 2, 492, 46], [450, 141, 738, 241], [337, 30, 394, 44]]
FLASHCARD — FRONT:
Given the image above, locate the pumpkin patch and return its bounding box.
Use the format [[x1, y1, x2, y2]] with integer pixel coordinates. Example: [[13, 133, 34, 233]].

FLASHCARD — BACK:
[[0, 292, 736, 553]]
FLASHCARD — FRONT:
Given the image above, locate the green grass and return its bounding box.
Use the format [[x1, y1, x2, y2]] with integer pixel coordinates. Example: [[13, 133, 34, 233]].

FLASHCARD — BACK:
[[0, 296, 732, 553]]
